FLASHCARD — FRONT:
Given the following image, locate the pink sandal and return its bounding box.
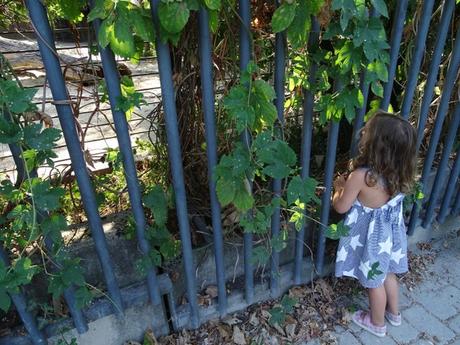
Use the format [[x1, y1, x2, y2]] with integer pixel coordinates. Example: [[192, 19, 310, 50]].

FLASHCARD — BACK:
[[352, 310, 387, 337]]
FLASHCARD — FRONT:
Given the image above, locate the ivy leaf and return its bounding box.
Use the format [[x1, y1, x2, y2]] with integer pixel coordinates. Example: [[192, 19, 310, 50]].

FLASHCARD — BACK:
[[325, 220, 349, 240], [40, 214, 67, 245], [209, 10, 219, 33], [111, 18, 136, 58], [88, 0, 114, 22], [75, 286, 92, 308], [233, 186, 254, 212], [280, 295, 298, 313], [371, 81, 384, 98], [158, 2, 190, 34], [143, 186, 168, 226], [204, 0, 221, 10], [287, 176, 319, 205], [61, 258, 86, 287], [0, 117, 22, 144], [0, 80, 37, 114], [287, 0, 312, 48], [0, 288, 10, 312], [271, 1, 297, 33], [251, 246, 270, 265], [130, 9, 155, 43], [223, 85, 254, 133], [370, 0, 388, 18], [335, 41, 362, 74], [29, 179, 65, 212], [368, 261, 383, 280], [160, 239, 180, 259], [185, 0, 200, 11], [256, 139, 297, 179], [289, 200, 306, 231], [336, 87, 364, 122], [23, 124, 61, 151], [54, 0, 85, 23], [269, 306, 286, 325], [98, 18, 114, 49]]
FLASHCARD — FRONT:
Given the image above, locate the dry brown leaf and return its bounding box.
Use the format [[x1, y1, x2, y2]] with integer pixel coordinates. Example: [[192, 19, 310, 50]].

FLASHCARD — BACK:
[[249, 312, 260, 327], [205, 285, 218, 298], [222, 316, 241, 326]]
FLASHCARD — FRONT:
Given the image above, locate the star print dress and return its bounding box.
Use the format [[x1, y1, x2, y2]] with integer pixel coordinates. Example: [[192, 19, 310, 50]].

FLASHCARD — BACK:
[[335, 193, 408, 288]]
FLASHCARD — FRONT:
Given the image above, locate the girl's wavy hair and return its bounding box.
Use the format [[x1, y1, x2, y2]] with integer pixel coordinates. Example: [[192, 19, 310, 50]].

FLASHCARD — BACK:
[[352, 111, 417, 196]]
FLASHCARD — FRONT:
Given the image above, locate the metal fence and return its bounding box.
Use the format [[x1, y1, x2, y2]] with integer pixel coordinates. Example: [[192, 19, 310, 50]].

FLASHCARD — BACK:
[[1, 0, 460, 344]]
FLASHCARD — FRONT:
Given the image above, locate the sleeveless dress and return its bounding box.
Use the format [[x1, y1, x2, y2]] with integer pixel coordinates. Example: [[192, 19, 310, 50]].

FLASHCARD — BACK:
[[334, 193, 408, 288]]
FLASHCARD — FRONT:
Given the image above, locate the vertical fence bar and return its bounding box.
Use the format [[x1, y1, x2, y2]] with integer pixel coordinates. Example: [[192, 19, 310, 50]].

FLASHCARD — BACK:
[[350, 8, 375, 156], [270, 0, 286, 297], [315, 81, 342, 274], [90, 10, 162, 307], [415, 0, 455, 149], [400, 0, 435, 119], [198, 7, 228, 315], [407, 25, 460, 235], [452, 184, 460, 216], [381, 0, 409, 111], [422, 103, 460, 227], [0, 247, 47, 345], [437, 146, 460, 223], [293, 18, 319, 285], [238, 0, 254, 304], [24, 0, 124, 314], [149, 0, 199, 328]]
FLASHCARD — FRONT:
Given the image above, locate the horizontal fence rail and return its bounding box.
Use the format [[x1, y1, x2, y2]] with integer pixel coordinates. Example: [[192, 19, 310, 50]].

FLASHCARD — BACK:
[[1, 0, 459, 343]]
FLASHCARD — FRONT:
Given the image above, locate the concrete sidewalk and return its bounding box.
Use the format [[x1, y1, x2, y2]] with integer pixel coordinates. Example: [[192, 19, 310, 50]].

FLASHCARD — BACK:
[[304, 229, 460, 345]]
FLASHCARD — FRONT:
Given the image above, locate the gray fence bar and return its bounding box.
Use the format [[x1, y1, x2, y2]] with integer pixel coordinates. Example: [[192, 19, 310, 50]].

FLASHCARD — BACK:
[[150, 0, 200, 328], [381, 0, 409, 111], [198, 7, 228, 315], [415, 0, 455, 149], [90, 10, 162, 307], [407, 24, 460, 234], [422, 102, 460, 227], [452, 183, 460, 216], [25, 0, 124, 314], [400, 0, 435, 120], [315, 91, 341, 274], [270, 0, 286, 297], [0, 247, 47, 345], [238, 0, 254, 304], [294, 18, 319, 285], [437, 146, 460, 223]]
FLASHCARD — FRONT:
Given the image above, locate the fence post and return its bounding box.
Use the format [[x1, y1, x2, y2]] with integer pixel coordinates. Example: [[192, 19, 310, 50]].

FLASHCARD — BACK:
[[294, 18, 319, 285], [198, 6, 228, 316], [89, 7, 162, 307], [381, 0, 409, 111], [415, 0, 456, 149], [238, 0, 254, 305], [0, 247, 47, 345], [437, 146, 460, 223], [400, 0, 435, 119], [407, 24, 460, 235], [422, 103, 460, 227], [315, 82, 342, 274], [24, 0, 124, 315], [149, 0, 199, 328], [270, 0, 286, 298]]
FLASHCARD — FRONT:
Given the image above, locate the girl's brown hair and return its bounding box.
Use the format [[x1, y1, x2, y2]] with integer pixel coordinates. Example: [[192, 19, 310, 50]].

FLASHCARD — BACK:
[[352, 111, 417, 196]]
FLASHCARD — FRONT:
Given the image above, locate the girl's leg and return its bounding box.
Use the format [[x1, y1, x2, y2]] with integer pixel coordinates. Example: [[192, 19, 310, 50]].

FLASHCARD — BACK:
[[368, 286, 386, 326], [384, 273, 399, 315]]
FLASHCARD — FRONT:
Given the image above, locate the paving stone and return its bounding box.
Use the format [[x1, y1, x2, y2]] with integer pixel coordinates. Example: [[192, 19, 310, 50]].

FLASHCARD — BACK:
[[411, 285, 460, 320], [386, 321, 419, 344], [399, 289, 413, 310], [404, 304, 455, 344], [337, 331, 361, 345], [448, 314, 460, 334], [449, 339, 460, 345], [355, 331, 397, 345]]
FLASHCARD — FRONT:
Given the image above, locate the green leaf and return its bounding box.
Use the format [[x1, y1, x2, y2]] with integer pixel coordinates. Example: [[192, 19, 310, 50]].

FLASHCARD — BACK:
[[158, 2, 190, 34], [98, 18, 114, 49], [204, 0, 221, 10], [269, 306, 286, 325], [54, 0, 85, 22], [272, 1, 297, 33], [233, 186, 254, 212], [325, 220, 349, 240], [88, 0, 114, 22], [130, 9, 155, 43], [0, 288, 11, 312], [111, 18, 136, 58], [209, 10, 219, 32], [287, 0, 312, 48], [61, 258, 86, 287], [370, 0, 388, 17], [0, 117, 22, 144], [160, 239, 180, 259], [0, 80, 37, 114], [41, 214, 67, 244], [280, 295, 298, 313], [256, 139, 297, 179], [75, 286, 92, 308], [185, 0, 200, 10], [143, 186, 168, 226], [29, 179, 65, 212], [251, 246, 270, 265], [287, 176, 319, 205], [23, 124, 61, 151], [371, 81, 384, 98]]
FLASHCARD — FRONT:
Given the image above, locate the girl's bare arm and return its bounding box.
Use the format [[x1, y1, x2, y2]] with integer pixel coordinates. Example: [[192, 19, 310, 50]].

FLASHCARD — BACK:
[[332, 169, 365, 214]]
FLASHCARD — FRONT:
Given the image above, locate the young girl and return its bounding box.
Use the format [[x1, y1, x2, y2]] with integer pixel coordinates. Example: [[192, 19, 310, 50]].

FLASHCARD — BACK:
[[333, 111, 417, 337]]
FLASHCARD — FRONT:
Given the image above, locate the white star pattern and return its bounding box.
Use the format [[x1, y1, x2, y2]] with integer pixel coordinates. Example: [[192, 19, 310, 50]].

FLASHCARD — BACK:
[[378, 236, 392, 255], [367, 220, 375, 239], [391, 248, 405, 265], [346, 208, 359, 226], [359, 260, 370, 277], [350, 234, 363, 250], [343, 268, 356, 278], [336, 246, 348, 262]]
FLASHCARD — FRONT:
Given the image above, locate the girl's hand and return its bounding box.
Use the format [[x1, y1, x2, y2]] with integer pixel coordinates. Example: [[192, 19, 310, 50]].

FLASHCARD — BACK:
[[333, 175, 346, 190]]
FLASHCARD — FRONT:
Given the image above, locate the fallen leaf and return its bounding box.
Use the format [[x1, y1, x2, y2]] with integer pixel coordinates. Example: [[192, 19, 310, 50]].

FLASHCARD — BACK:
[[232, 326, 246, 345], [205, 285, 218, 298]]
